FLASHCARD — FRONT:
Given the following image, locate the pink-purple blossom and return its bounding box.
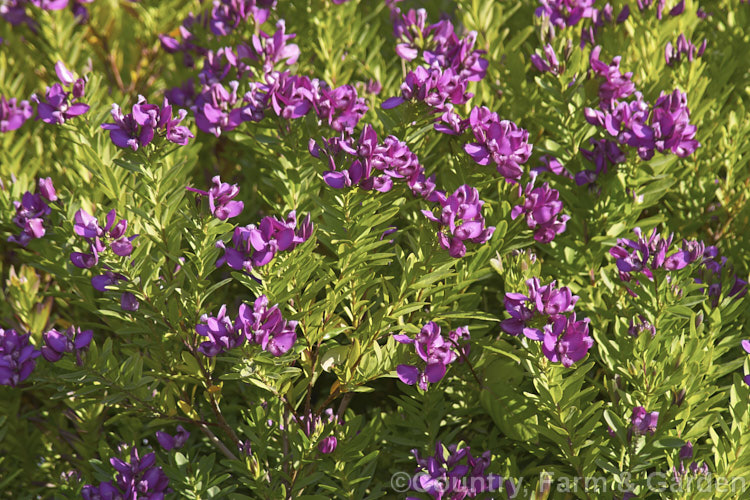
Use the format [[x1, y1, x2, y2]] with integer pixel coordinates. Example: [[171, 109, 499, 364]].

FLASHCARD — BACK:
[[421, 185, 495, 258], [0, 328, 41, 387]]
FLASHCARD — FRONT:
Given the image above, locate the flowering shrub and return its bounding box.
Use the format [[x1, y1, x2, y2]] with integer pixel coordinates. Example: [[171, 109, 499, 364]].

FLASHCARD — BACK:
[[1, 0, 750, 498]]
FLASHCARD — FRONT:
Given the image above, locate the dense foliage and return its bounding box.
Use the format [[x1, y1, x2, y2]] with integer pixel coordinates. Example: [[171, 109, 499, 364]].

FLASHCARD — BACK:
[[1, 0, 749, 498]]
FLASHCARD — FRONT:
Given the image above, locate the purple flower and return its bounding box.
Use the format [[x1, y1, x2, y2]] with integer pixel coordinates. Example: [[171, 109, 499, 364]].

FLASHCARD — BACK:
[[265, 71, 315, 120], [104, 96, 193, 149], [186, 175, 244, 220], [382, 65, 472, 111], [70, 209, 138, 269], [666, 34, 707, 66], [236, 295, 298, 356], [38, 177, 57, 201], [313, 83, 368, 133], [193, 81, 246, 136], [216, 211, 313, 273], [696, 246, 747, 307], [421, 185, 495, 258], [577, 138, 625, 185], [541, 313, 593, 367], [631, 406, 658, 436], [41, 326, 92, 364], [500, 278, 578, 340], [195, 304, 245, 357], [609, 227, 674, 281], [648, 89, 699, 157], [8, 189, 52, 247], [393, 322, 463, 390], [464, 106, 532, 182], [31, 61, 89, 125], [589, 47, 636, 109], [511, 176, 569, 243], [83, 447, 170, 499], [120, 292, 140, 312], [318, 436, 337, 454], [628, 315, 656, 337], [0, 95, 33, 133], [248, 19, 300, 72], [409, 442, 502, 498], [156, 425, 190, 451], [530, 44, 562, 74], [0, 328, 41, 387], [390, 8, 488, 81], [535, 0, 597, 29]]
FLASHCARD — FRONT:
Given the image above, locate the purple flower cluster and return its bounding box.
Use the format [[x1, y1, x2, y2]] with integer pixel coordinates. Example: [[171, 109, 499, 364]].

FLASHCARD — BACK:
[[576, 138, 625, 185], [630, 406, 658, 436], [511, 176, 569, 243], [671, 442, 710, 483], [422, 185, 495, 258], [535, 0, 597, 29], [237, 295, 297, 357], [665, 34, 707, 66], [628, 315, 656, 338], [696, 246, 748, 307], [0, 94, 33, 133], [82, 448, 170, 500], [41, 325, 93, 364], [585, 48, 700, 162], [609, 227, 705, 282], [637, 0, 685, 19], [408, 442, 505, 499], [216, 211, 312, 274], [156, 425, 190, 451], [390, 7, 488, 82], [501, 278, 594, 367], [531, 44, 562, 75], [70, 208, 138, 269], [8, 177, 57, 246], [102, 96, 193, 150], [186, 175, 244, 220], [393, 322, 468, 391], [297, 408, 341, 454], [196, 295, 297, 357], [0, 328, 41, 387], [31, 61, 89, 125], [310, 124, 436, 199], [381, 65, 473, 112], [210, 0, 274, 37], [312, 81, 368, 133], [1, 0, 95, 27], [464, 106, 533, 182]]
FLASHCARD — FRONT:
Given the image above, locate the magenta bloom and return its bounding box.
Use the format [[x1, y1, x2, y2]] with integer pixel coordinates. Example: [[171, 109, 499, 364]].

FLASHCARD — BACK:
[[511, 177, 570, 243], [236, 295, 298, 356], [216, 211, 313, 273], [187, 175, 244, 220], [313, 83, 368, 133], [82, 447, 170, 499], [421, 185, 495, 258], [410, 442, 502, 498], [530, 44, 562, 75], [0, 328, 41, 387], [104, 96, 193, 149], [631, 406, 659, 436], [156, 425, 190, 451], [393, 321, 466, 390], [382, 65, 472, 111], [500, 278, 578, 339], [464, 106, 532, 181], [8, 189, 53, 247], [542, 314, 593, 367], [41, 326, 93, 365], [195, 304, 245, 357], [0, 95, 33, 133], [70, 209, 138, 269], [31, 61, 89, 125], [265, 71, 315, 119]]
